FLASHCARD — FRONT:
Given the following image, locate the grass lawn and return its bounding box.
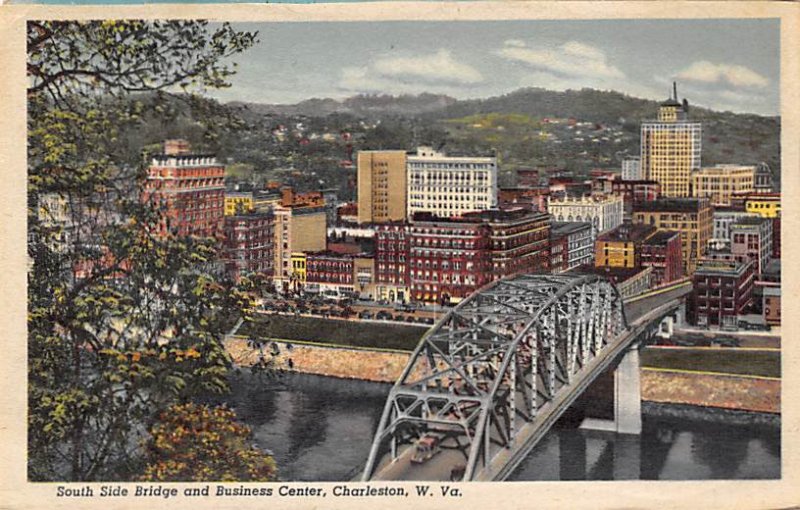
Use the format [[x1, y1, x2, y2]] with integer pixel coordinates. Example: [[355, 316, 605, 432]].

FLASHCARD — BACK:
[[641, 348, 780, 378], [236, 316, 426, 352]]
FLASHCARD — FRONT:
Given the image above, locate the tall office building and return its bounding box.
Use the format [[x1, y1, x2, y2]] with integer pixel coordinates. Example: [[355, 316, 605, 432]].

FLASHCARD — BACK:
[[144, 140, 225, 239], [640, 84, 702, 198], [407, 146, 498, 218], [357, 150, 407, 224], [621, 156, 642, 181]]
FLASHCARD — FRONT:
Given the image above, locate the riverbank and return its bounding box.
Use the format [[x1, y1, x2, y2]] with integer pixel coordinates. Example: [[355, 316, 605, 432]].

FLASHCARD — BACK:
[[224, 337, 780, 414]]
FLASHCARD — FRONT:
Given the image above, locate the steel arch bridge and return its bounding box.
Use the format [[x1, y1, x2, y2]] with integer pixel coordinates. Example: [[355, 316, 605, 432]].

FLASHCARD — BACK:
[[362, 273, 630, 482]]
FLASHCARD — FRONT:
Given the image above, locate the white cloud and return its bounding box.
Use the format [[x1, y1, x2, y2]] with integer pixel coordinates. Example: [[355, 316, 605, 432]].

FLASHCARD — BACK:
[[497, 40, 625, 81], [338, 49, 484, 95], [676, 61, 769, 88]]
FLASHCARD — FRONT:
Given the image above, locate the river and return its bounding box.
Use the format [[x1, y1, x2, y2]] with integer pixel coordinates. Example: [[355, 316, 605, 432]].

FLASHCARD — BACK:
[[206, 372, 780, 482]]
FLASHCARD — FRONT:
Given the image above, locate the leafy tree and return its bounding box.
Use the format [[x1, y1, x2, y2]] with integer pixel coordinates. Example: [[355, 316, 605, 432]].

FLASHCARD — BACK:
[[27, 20, 259, 481], [140, 403, 277, 482]]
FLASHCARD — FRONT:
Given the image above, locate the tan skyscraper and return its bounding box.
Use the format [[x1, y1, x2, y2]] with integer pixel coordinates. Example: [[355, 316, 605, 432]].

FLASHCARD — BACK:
[[357, 150, 407, 224], [640, 83, 702, 198]]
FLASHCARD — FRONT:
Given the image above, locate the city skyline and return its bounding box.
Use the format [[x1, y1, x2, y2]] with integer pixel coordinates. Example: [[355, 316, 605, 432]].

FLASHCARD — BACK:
[[210, 18, 780, 116]]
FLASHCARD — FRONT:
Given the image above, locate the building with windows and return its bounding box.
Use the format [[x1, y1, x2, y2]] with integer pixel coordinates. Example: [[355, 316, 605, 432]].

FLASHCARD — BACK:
[[640, 85, 702, 198], [639, 231, 683, 286], [468, 208, 551, 279], [610, 179, 660, 221], [407, 146, 498, 218], [408, 214, 490, 304], [272, 204, 327, 290], [546, 194, 623, 240], [730, 216, 773, 276], [222, 210, 274, 282], [621, 156, 642, 181], [633, 198, 712, 275], [144, 140, 225, 239], [710, 209, 760, 250], [550, 222, 593, 272], [689, 252, 754, 328], [743, 192, 781, 218], [754, 162, 774, 193], [691, 165, 755, 207], [375, 222, 411, 303], [357, 150, 408, 224], [594, 224, 657, 269], [498, 187, 549, 212]]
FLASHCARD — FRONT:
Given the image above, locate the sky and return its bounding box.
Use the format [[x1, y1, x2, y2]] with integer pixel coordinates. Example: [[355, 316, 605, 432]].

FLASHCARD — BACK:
[[200, 18, 780, 116]]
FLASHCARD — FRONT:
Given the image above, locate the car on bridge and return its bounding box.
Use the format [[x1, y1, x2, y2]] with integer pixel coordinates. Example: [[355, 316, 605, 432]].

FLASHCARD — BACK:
[[410, 435, 441, 464]]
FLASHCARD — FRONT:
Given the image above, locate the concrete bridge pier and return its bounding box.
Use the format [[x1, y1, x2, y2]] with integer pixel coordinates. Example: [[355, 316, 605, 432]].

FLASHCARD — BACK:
[[580, 343, 642, 435]]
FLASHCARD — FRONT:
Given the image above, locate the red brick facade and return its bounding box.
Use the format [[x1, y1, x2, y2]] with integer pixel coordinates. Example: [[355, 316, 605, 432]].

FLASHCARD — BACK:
[[144, 151, 225, 239], [640, 231, 683, 286], [222, 211, 274, 282]]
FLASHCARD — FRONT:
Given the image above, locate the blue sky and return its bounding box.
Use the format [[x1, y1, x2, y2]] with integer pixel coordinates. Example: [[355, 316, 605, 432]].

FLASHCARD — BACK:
[[203, 18, 780, 116]]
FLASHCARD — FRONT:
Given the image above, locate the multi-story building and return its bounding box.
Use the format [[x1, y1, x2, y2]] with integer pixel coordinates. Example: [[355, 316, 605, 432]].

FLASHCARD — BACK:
[[610, 179, 660, 221], [691, 165, 755, 207], [357, 150, 407, 224], [546, 194, 624, 239], [222, 210, 274, 282], [407, 146, 498, 218], [144, 140, 225, 239], [290, 252, 307, 292], [743, 192, 781, 218], [689, 252, 754, 328], [640, 85, 702, 198], [621, 156, 642, 181], [305, 251, 375, 299], [407, 214, 491, 304], [375, 222, 411, 303], [754, 162, 774, 193], [469, 208, 551, 279], [594, 224, 657, 269], [710, 209, 760, 250], [550, 222, 593, 272], [272, 204, 327, 290], [640, 231, 683, 286], [730, 216, 773, 276], [633, 198, 712, 275]]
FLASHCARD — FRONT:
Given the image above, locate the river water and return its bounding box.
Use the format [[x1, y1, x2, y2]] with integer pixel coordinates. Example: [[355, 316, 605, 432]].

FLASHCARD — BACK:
[[207, 372, 780, 482]]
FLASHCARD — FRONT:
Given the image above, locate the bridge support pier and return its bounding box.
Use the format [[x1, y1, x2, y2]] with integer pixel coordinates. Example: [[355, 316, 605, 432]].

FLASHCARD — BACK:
[[580, 343, 642, 435]]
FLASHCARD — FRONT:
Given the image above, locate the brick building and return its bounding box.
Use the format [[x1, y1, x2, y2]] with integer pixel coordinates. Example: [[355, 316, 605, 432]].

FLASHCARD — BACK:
[[632, 198, 712, 275], [610, 180, 661, 221], [640, 231, 683, 286], [550, 222, 593, 272], [594, 224, 657, 269], [222, 210, 274, 282], [498, 187, 549, 212], [144, 140, 225, 239], [730, 216, 772, 276], [375, 222, 411, 303], [304, 251, 375, 299], [689, 252, 754, 328]]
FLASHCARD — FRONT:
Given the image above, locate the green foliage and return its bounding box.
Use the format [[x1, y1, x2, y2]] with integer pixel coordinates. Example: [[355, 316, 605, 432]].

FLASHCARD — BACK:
[[140, 403, 278, 482], [27, 20, 259, 481]]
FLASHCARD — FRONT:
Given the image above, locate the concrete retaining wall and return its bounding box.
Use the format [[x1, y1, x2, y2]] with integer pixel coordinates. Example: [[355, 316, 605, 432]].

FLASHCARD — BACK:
[[224, 338, 780, 414]]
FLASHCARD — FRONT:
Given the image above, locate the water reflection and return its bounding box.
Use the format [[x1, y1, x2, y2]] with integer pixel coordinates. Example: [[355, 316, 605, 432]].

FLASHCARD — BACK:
[[205, 373, 779, 482]]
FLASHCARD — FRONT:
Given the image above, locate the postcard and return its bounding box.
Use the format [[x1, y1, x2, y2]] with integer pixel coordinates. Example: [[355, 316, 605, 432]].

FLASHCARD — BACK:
[[1, 1, 798, 509]]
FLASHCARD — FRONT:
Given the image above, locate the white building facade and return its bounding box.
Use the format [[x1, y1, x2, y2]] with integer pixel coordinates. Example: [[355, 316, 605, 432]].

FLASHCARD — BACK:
[[547, 194, 624, 240], [621, 156, 642, 181], [407, 146, 498, 218]]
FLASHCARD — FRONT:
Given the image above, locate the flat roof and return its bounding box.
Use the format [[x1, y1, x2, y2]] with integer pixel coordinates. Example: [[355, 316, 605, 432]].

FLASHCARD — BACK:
[[634, 198, 706, 213], [596, 224, 656, 243]]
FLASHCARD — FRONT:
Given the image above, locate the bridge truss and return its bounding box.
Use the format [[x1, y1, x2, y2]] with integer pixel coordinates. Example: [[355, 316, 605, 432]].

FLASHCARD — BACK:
[[362, 274, 628, 481]]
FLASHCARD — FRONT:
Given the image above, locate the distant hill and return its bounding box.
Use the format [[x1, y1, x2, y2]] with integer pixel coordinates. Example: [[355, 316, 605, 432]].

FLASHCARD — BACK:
[[229, 92, 458, 118], [229, 87, 780, 187]]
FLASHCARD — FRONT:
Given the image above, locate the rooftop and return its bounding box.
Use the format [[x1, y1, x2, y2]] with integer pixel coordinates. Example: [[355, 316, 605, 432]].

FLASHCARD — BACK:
[[634, 198, 707, 213], [573, 265, 650, 283], [551, 221, 592, 237], [642, 230, 680, 246], [596, 224, 656, 243]]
